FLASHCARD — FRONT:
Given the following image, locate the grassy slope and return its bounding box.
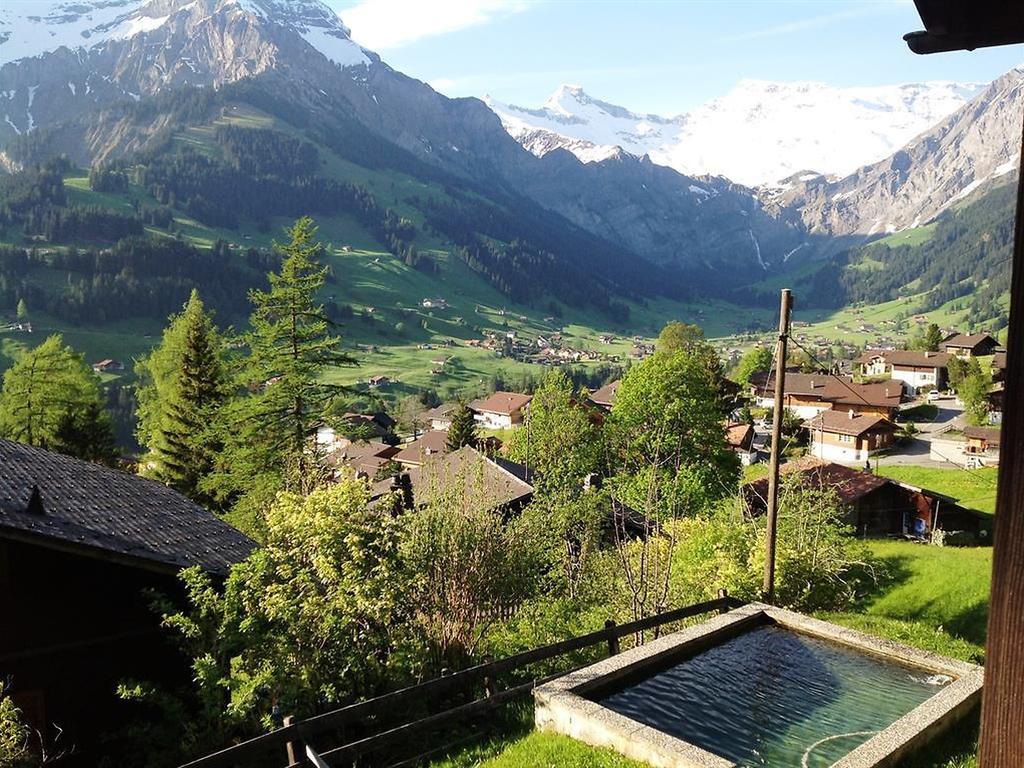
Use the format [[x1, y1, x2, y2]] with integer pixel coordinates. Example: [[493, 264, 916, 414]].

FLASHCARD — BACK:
[[873, 466, 999, 515], [1, 103, 733, 397]]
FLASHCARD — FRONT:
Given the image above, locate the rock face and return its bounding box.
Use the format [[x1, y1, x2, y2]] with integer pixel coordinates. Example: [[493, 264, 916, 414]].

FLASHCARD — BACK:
[[774, 68, 1024, 237]]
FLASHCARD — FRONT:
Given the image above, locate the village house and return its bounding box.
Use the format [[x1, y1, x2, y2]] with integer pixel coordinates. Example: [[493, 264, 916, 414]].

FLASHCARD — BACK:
[[804, 410, 897, 463], [368, 374, 391, 388], [742, 458, 988, 539], [992, 349, 1008, 382], [855, 349, 950, 393], [963, 426, 1001, 468], [423, 402, 458, 431], [589, 379, 621, 411], [941, 332, 1000, 359], [0, 439, 254, 762], [325, 440, 400, 480], [724, 421, 757, 465], [420, 298, 448, 310], [393, 429, 450, 468], [91, 358, 124, 373], [751, 373, 904, 420], [371, 446, 535, 516], [470, 391, 533, 429]]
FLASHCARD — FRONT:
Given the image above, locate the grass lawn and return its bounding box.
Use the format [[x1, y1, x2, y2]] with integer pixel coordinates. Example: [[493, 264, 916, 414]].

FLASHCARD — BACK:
[[874, 466, 999, 515]]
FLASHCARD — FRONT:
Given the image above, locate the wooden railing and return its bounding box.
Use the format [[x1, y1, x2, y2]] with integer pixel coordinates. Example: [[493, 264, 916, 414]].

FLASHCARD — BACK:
[[179, 592, 743, 768]]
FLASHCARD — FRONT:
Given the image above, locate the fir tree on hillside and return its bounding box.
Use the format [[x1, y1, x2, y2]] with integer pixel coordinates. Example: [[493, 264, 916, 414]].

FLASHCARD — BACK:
[[210, 217, 357, 528], [446, 401, 477, 451], [0, 334, 116, 464], [135, 290, 227, 504]]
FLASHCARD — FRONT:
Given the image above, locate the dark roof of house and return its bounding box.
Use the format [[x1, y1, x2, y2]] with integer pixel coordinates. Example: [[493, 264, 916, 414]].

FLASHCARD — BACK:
[[590, 379, 621, 408], [964, 426, 1002, 446], [0, 439, 255, 575], [743, 458, 890, 508], [855, 349, 951, 368], [754, 373, 903, 409], [992, 350, 1007, 371], [942, 333, 998, 351], [804, 410, 895, 437], [471, 391, 532, 416], [423, 403, 457, 421], [393, 430, 450, 466], [371, 446, 534, 510]]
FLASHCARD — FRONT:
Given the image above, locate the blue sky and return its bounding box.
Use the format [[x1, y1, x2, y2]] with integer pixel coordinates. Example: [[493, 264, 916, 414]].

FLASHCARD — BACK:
[[329, 0, 1024, 114]]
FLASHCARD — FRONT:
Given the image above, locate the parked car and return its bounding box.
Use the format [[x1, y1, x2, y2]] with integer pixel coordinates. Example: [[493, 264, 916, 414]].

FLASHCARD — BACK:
[[927, 389, 942, 402]]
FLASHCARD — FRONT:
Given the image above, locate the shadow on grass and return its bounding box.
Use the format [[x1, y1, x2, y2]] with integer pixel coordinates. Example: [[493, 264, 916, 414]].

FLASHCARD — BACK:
[[943, 601, 989, 647]]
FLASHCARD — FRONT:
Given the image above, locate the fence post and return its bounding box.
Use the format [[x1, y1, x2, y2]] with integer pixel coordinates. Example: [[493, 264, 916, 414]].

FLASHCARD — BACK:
[[283, 715, 299, 766], [717, 588, 730, 613], [605, 619, 620, 655]]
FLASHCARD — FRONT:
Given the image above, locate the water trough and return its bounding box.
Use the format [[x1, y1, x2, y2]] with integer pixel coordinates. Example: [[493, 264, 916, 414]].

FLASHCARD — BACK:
[[534, 603, 982, 768]]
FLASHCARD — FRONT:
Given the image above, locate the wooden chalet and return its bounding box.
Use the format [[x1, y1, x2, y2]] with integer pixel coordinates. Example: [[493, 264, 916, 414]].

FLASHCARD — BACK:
[[589, 379, 620, 411], [0, 439, 254, 764], [941, 332, 1000, 359], [804, 410, 897, 463], [752, 372, 904, 420], [371, 446, 535, 516], [742, 458, 989, 539]]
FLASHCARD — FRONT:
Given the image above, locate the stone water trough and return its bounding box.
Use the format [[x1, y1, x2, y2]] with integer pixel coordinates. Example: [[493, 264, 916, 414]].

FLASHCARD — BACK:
[[534, 603, 982, 768]]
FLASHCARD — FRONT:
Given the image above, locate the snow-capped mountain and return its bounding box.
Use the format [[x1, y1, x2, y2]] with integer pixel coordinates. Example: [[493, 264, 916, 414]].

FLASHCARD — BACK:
[[775, 66, 1024, 237], [0, 0, 370, 69], [487, 80, 984, 187]]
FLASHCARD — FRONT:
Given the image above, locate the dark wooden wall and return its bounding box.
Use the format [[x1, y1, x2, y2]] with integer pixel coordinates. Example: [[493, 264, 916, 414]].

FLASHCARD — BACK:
[[0, 539, 187, 766], [979, 115, 1024, 768]]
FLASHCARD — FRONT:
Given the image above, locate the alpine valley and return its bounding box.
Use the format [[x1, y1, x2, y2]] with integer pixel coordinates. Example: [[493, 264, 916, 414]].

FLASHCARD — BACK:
[[0, 0, 1020, 401]]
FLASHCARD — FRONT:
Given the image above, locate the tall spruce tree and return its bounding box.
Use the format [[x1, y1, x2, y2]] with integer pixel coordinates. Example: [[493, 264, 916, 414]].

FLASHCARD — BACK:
[[211, 217, 356, 524], [0, 334, 116, 463], [136, 290, 226, 503], [445, 401, 477, 451]]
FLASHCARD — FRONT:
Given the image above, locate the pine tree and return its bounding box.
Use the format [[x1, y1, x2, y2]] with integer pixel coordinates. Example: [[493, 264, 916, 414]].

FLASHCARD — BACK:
[[136, 290, 226, 503], [15, 299, 27, 320], [0, 334, 116, 463], [212, 217, 356, 519], [446, 401, 477, 451]]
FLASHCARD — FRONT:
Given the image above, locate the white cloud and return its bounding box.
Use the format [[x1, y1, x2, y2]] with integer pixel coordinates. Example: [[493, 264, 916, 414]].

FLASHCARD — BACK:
[[340, 0, 531, 50]]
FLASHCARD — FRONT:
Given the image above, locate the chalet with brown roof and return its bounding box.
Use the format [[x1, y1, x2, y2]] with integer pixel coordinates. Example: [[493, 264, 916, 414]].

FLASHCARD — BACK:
[[393, 429, 450, 468], [589, 379, 620, 411], [752, 373, 904, 419], [964, 426, 1001, 466], [855, 349, 950, 393], [804, 410, 896, 463], [941, 332, 999, 359], [423, 402, 458, 431], [0, 439, 254, 761], [371, 446, 535, 515], [470, 391, 532, 429], [742, 458, 987, 539], [724, 422, 757, 465], [992, 349, 1008, 382]]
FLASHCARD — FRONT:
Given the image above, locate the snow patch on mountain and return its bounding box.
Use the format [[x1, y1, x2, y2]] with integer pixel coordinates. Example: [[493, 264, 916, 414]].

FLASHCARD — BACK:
[[487, 80, 984, 187]]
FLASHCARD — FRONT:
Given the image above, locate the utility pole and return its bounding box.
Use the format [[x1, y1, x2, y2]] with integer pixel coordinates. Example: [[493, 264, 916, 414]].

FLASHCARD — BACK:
[[763, 288, 793, 604]]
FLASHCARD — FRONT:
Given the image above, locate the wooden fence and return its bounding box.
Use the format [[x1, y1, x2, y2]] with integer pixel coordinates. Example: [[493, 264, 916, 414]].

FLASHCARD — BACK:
[[179, 592, 743, 768]]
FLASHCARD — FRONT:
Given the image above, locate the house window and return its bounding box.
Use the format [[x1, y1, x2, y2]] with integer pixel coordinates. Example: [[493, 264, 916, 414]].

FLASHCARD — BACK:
[[838, 434, 853, 443]]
